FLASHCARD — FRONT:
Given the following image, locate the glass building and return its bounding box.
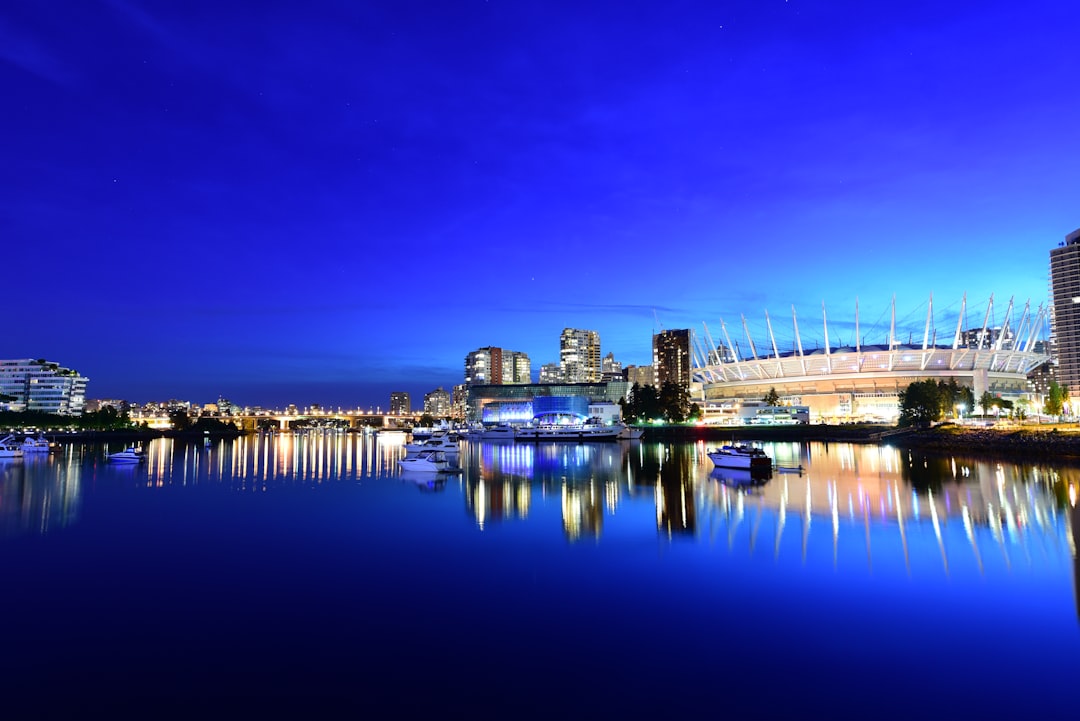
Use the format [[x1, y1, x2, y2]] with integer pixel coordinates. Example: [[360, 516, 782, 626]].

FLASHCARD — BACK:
[[0, 358, 89, 415], [467, 381, 631, 423], [1050, 227, 1080, 392]]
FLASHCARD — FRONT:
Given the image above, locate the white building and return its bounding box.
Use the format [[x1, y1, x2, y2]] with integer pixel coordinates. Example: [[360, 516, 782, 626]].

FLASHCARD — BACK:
[[0, 358, 89, 415]]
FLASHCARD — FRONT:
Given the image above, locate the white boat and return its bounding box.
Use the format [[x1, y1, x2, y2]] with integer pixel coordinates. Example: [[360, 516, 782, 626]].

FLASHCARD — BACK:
[[404, 434, 460, 456], [397, 449, 460, 473], [0, 435, 24, 459], [514, 420, 622, 441], [479, 424, 516, 441], [107, 447, 144, 463], [616, 425, 644, 441], [21, 434, 52, 453], [707, 444, 772, 471]]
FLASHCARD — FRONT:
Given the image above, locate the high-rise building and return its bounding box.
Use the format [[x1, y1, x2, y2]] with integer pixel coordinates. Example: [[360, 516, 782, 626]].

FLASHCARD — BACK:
[[0, 358, 89, 415], [423, 387, 451, 416], [465, 347, 531, 386], [1050, 228, 1080, 393], [390, 392, 411, 415], [653, 329, 692, 389], [451, 384, 468, 420], [560, 328, 600, 383], [601, 352, 622, 382], [538, 363, 561, 383]]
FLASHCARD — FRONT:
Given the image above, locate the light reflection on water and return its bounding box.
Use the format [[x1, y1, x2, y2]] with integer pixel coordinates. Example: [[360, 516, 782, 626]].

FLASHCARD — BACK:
[[2, 434, 1075, 575]]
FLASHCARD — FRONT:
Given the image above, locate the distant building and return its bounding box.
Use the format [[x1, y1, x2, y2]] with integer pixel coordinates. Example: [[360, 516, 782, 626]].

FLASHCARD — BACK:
[[601, 352, 622, 382], [465, 347, 531, 386], [560, 328, 600, 383], [451, 384, 468, 420], [624, 364, 655, 386], [653, 329, 692, 389], [1050, 228, 1080, 392], [538, 363, 561, 384], [424, 387, 451, 416], [0, 358, 89, 415], [389, 392, 411, 415]]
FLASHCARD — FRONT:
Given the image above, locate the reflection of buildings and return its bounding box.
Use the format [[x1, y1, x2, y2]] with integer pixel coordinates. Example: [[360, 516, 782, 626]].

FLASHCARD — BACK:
[[695, 441, 1074, 576], [0, 453, 82, 537]]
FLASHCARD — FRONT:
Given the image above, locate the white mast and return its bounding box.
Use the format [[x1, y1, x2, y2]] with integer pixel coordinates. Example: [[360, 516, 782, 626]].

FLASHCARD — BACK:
[[822, 301, 832, 373], [741, 314, 759, 361], [792, 305, 806, 375]]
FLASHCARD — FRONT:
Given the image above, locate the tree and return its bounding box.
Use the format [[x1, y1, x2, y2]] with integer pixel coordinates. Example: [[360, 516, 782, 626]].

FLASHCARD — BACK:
[[898, 379, 943, 427], [763, 387, 780, 406], [659, 382, 691, 423], [169, 409, 193, 431], [1045, 380, 1067, 418], [978, 391, 996, 417]]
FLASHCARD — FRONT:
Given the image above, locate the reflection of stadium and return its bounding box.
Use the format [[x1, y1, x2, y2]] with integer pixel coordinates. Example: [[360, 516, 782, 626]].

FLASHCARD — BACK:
[[692, 294, 1050, 423]]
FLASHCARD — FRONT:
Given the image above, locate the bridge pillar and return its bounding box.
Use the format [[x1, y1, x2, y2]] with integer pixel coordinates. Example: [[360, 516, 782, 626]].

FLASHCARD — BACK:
[[279, 417, 289, 430]]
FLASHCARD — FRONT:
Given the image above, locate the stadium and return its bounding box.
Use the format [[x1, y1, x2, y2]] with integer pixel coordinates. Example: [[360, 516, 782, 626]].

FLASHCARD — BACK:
[[690, 293, 1051, 424]]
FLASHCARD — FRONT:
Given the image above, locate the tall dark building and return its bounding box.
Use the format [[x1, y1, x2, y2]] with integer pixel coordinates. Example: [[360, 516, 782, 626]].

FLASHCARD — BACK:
[[389, 392, 411, 415], [1050, 228, 1080, 392], [653, 329, 692, 388]]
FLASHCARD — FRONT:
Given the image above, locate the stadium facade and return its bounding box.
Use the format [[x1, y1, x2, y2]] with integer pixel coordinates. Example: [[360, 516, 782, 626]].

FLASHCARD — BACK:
[[691, 294, 1050, 423]]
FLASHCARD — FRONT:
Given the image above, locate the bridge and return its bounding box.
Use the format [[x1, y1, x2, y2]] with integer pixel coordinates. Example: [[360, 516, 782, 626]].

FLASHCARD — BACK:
[[128, 409, 429, 431]]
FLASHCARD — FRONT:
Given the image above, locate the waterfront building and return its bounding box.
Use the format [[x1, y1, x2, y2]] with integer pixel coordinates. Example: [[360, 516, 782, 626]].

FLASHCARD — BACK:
[[538, 363, 561, 384], [1050, 228, 1080, 393], [0, 358, 89, 415], [466, 381, 631, 423], [424, 387, 451, 417], [693, 294, 1050, 423], [465, 347, 531, 386], [389, 392, 410, 415], [560, 328, 601, 383], [653, 329, 692, 389]]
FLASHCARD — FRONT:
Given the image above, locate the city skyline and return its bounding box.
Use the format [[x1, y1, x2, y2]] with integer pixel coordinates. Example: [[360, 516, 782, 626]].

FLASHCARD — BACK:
[[5, 1, 1077, 408]]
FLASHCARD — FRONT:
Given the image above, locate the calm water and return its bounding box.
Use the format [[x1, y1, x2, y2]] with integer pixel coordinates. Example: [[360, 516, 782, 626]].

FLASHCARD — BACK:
[[1, 432, 1078, 716]]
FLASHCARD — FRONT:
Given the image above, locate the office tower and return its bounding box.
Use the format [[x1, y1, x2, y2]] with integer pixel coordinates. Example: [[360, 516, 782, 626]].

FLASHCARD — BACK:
[[624, 365, 655, 386], [653, 329, 692, 388], [390, 392, 411, 415], [0, 358, 89, 414], [423, 387, 451, 416], [465, 347, 531, 385], [560, 328, 600, 383], [1050, 228, 1080, 392]]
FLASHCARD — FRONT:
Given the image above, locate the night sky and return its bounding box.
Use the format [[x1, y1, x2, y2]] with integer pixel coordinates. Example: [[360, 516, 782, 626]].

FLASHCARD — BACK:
[[4, 1, 1078, 409]]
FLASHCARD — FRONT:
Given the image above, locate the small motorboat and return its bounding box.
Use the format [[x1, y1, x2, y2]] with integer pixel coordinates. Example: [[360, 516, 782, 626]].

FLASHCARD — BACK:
[[107, 447, 144, 463], [397, 449, 460, 473]]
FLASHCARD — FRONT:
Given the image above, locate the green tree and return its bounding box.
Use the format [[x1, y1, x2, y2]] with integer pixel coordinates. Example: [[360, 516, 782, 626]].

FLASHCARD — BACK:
[[898, 379, 943, 427], [763, 387, 780, 406], [978, 391, 996, 417], [659, 381, 691, 423], [1045, 381, 1068, 418], [618, 383, 642, 423]]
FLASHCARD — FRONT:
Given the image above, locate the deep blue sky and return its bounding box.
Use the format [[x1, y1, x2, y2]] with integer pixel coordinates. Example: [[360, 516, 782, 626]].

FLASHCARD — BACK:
[[4, 0, 1078, 409]]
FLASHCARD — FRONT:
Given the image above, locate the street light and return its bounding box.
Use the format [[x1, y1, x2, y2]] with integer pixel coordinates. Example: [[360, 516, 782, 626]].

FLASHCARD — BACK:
[[956, 403, 965, 421]]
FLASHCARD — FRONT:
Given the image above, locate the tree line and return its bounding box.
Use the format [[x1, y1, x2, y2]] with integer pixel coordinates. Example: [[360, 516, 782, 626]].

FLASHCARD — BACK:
[[898, 378, 1068, 426], [618, 382, 701, 424]]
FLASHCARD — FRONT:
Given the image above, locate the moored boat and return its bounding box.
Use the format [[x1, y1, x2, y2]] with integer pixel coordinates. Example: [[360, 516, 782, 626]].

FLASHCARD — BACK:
[[107, 447, 144, 463], [0, 435, 24, 459], [397, 449, 460, 473], [404, 434, 460, 456], [616, 425, 644, 441], [707, 444, 772, 470], [21, 434, 53, 453], [479, 424, 516, 441], [514, 421, 622, 441]]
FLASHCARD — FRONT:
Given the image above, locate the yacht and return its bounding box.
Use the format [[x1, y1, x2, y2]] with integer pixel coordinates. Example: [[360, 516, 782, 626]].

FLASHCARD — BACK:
[[707, 444, 772, 471], [21, 434, 52, 453], [616, 426, 644, 441], [479, 424, 516, 441], [107, 447, 144, 463], [514, 420, 623, 442], [404, 434, 460, 456], [0, 435, 24, 459], [397, 449, 460, 473]]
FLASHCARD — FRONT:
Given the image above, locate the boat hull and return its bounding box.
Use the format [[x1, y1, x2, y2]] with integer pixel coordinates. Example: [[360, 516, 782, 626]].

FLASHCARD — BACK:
[[707, 445, 772, 471]]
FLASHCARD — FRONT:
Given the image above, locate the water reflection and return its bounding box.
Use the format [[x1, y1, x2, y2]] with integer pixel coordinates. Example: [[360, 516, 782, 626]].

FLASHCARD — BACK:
[[0, 436, 1076, 590]]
